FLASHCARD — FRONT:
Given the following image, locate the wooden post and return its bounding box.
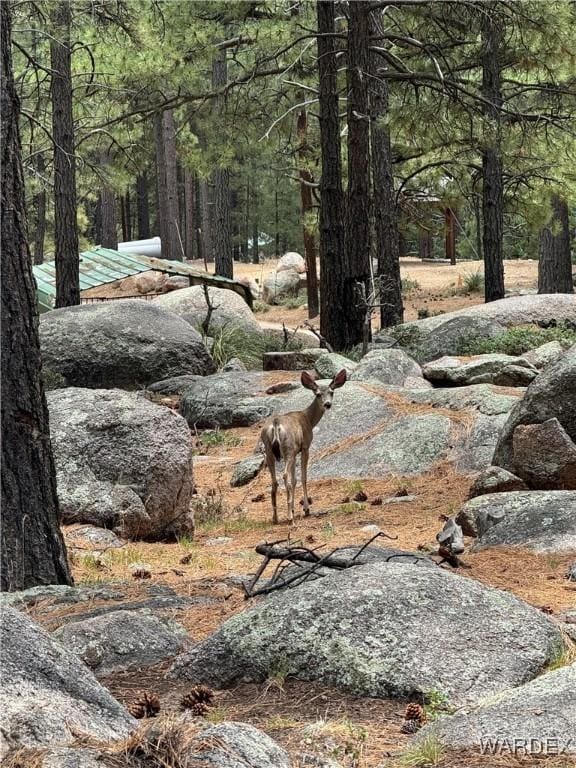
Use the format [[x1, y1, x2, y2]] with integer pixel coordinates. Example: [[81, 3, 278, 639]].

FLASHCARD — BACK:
[[418, 227, 432, 260]]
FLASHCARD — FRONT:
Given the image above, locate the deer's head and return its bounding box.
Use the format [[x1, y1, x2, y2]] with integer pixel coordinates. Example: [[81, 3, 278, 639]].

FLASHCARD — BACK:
[[301, 369, 347, 410]]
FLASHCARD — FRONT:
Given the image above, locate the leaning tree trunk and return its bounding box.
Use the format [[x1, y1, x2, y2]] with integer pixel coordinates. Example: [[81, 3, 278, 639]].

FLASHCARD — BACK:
[[538, 195, 573, 294], [297, 107, 319, 318], [481, 3, 505, 302], [50, 0, 79, 307], [1, 3, 72, 591], [369, 11, 403, 328], [32, 153, 47, 264], [211, 50, 233, 277], [136, 173, 150, 240], [317, 0, 348, 351], [345, 0, 372, 347]]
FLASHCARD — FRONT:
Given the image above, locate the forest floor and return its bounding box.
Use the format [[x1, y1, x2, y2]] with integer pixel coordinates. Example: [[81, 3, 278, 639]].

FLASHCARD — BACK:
[[47, 255, 575, 767]]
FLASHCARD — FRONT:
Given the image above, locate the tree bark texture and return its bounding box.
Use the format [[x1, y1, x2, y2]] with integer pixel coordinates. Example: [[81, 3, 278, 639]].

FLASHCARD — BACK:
[[345, 0, 372, 346], [481, 4, 505, 302], [297, 108, 319, 319], [183, 169, 196, 260], [136, 173, 150, 240], [162, 110, 181, 260], [445, 207, 457, 265], [211, 50, 233, 277], [538, 195, 573, 294], [32, 153, 47, 265], [200, 177, 212, 267], [317, 0, 348, 351], [50, 1, 79, 306], [100, 187, 117, 249], [1, 3, 72, 591], [369, 12, 403, 328]]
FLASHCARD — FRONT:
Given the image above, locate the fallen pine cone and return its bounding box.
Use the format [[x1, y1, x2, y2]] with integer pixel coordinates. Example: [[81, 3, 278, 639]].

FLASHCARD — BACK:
[[400, 719, 420, 734], [180, 685, 215, 715], [179, 553, 193, 565], [353, 491, 368, 502], [129, 691, 161, 719], [370, 497, 383, 506], [340, 495, 350, 504], [539, 605, 554, 614], [400, 702, 426, 733], [181, 699, 210, 717], [129, 562, 152, 580], [251, 493, 266, 503]]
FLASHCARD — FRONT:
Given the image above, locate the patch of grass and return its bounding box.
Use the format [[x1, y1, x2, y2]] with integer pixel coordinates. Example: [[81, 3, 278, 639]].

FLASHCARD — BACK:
[[253, 300, 270, 313], [223, 516, 269, 534], [42, 368, 67, 391], [277, 291, 307, 309], [198, 429, 242, 450], [345, 479, 365, 495], [106, 546, 143, 567], [177, 534, 195, 550], [79, 553, 106, 571], [463, 270, 484, 293], [192, 493, 230, 527], [339, 502, 366, 515], [388, 324, 425, 359], [545, 639, 576, 672], [204, 705, 228, 723], [400, 735, 445, 766], [209, 326, 303, 370], [322, 520, 336, 538], [265, 715, 299, 730], [423, 689, 453, 720], [417, 307, 445, 320], [458, 323, 576, 356], [402, 277, 421, 293]]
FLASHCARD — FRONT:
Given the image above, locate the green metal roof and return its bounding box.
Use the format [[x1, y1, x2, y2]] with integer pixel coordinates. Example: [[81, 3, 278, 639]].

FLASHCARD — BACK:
[[33, 247, 252, 313]]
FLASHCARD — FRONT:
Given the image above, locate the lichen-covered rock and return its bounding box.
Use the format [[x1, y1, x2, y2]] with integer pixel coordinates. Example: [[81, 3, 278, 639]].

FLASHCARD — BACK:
[[65, 526, 124, 550], [180, 373, 274, 428], [417, 664, 576, 755], [156, 285, 260, 335], [511, 418, 576, 489], [422, 354, 537, 387], [351, 349, 428, 388], [456, 491, 576, 552], [522, 340, 568, 369], [468, 466, 528, 498], [277, 251, 306, 274], [48, 388, 194, 540], [262, 270, 301, 303], [408, 383, 522, 416], [262, 349, 324, 371], [314, 353, 358, 380], [230, 455, 265, 488], [53, 609, 188, 676], [40, 300, 215, 388], [170, 561, 561, 705], [0, 607, 135, 758]]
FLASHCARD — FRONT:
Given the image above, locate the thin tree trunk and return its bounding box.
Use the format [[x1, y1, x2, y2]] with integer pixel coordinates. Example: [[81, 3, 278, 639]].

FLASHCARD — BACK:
[[194, 175, 204, 264], [184, 169, 196, 261], [297, 108, 319, 319], [369, 11, 403, 328], [538, 195, 573, 294], [124, 189, 132, 241], [32, 154, 47, 265], [136, 173, 150, 239], [1, 3, 72, 590], [252, 219, 259, 264], [345, 0, 371, 346], [162, 109, 181, 260], [99, 155, 117, 250], [418, 228, 432, 260], [200, 178, 212, 268], [154, 113, 168, 253], [244, 176, 251, 262], [445, 207, 457, 265], [211, 50, 233, 277], [274, 181, 280, 258], [50, 1, 79, 307], [481, 3, 505, 302], [317, 0, 348, 351]]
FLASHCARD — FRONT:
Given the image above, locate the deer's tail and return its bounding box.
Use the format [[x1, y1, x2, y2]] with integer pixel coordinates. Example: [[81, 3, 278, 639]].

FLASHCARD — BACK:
[[271, 418, 282, 461]]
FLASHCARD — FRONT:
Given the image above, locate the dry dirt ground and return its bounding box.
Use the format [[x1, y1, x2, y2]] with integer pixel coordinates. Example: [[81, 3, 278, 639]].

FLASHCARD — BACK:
[[40, 257, 574, 767]]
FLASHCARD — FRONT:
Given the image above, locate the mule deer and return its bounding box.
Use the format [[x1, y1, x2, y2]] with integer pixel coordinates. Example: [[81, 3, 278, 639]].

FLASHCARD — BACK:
[[261, 369, 347, 524]]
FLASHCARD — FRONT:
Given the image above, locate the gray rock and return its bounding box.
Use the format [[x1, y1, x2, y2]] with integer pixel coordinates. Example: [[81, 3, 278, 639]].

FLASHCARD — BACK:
[[417, 663, 576, 755], [468, 466, 528, 498], [456, 491, 576, 552], [180, 372, 274, 428], [277, 251, 306, 274], [492, 361, 539, 387], [522, 340, 568, 369], [262, 269, 301, 303], [314, 353, 358, 379], [230, 455, 265, 487], [422, 354, 537, 387], [170, 561, 561, 705], [309, 414, 451, 479], [567, 564, 576, 582], [65, 525, 124, 549], [48, 388, 194, 541], [147, 374, 209, 396], [511, 418, 576, 489], [40, 748, 105, 768], [408, 383, 522, 416], [40, 300, 215, 388], [0, 607, 135, 757], [262, 349, 324, 371], [455, 413, 511, 474], [222, 357, 248, 372], [156, 285, 260, 335], [493, 345, 576, 477], [351, 348, 427, 388], [53, 609, 187, 676], [0, 584, 125, 609]]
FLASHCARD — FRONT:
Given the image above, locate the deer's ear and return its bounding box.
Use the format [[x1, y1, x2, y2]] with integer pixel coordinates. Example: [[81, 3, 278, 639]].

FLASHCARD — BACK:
[[301, 371, 318, 391], [330, 369, 347, 389]]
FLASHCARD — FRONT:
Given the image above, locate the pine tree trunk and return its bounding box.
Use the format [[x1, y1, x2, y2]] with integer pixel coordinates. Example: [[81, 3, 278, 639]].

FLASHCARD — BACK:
[[481, 4, 505, 302], [317, 0, 348, 351], [1, 3, 72, 591], [32, 154, 46, 265], [184, 169, 196, 261], [345, 0, 371, 346], [136, 173, 150, 239], [252, 220, 259, 264], [162, 110, 181, 260], [297, 108, 319, 319], [369, 12, 403, 328], [244, 177, 251, 263], [211, 51, 233, 277], [100, 187, 117, 249], [445, 207, 457, 265], [538, 195, 573, 294], [154, 113, 168, 252], [418, 228, 432, 260], [124, 189, 132, 241], [200, 178, 212, 267], [194, 175, 204, 265], [50, 1, 79, 307]]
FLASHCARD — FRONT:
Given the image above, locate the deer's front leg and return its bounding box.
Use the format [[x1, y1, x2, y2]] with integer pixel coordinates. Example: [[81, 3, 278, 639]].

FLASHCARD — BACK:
[[301, 447, 310, 517], [266, 449, 279, 525]]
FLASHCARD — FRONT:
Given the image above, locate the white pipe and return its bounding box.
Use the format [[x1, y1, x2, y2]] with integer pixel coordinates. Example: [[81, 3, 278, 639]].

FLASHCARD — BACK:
[[117, 237, 162, 258]]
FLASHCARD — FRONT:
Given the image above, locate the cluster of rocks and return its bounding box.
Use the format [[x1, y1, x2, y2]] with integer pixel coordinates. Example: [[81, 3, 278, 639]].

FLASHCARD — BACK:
[[262, 251, 306, 304]]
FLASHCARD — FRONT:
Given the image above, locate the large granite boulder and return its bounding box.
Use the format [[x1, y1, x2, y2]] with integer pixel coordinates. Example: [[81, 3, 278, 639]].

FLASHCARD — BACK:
[[156, 285, 260, 335], [53, 609, 188, 676], [180, 372, 274, 428], [456, 491, 576, 552], [510, 418, 576, 489], [277, 251, 306, 274], [0, 607, 135, 758], [314, 352, 358, 379], [418, 663, 576, 755], [468, 466, 528, 498], [170, 561, 561, 706], [40, 300, 215, 388], [262, 270, 301, 303], [493, 345, 576, 488], [48, 388, 194, 540], [422, 354, 538, 387], [350, 348, 429, 388]]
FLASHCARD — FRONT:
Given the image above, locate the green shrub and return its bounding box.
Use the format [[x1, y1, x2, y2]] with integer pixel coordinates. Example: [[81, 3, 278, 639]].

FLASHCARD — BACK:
[[463, 270, 484, 293], [401, 277, 420, 293], [42, 368, 67, 390], [278, 292, 307, 309], [253, 300, 270, 314], [458, 324, 576, 356], [209, 327, 303, 370]]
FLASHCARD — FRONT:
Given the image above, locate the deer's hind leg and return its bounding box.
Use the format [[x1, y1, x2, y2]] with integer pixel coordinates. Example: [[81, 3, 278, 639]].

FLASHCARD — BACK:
[[301, 447, 310, 517], [284, 455, 297, 524], [265, 448, 279, 525]]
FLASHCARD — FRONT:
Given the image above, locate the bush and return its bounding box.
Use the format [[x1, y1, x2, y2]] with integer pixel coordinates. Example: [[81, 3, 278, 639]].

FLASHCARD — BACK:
[[401, 277, 420, 293], [463, 270, 484, 293], [42, 368, 67, 390], [253, 300, 270, 314], [210, 326, 303, 370], [458, 324, 576, 356]]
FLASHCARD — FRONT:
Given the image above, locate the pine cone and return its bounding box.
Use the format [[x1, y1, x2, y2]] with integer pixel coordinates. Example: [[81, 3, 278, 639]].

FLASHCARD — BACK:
[[129, 691, 161, 719], [404, 702, 426, 723], [180, 697, 209, 717], [189, 685, 215, 705], [400, 719, 420, 734]]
